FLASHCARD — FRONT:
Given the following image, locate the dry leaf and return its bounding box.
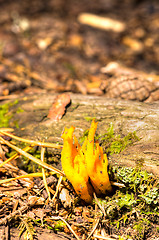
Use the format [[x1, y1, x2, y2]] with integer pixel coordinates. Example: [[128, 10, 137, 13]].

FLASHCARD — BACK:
[[59, 188, 74, 208], [47, 93, 71, 120]]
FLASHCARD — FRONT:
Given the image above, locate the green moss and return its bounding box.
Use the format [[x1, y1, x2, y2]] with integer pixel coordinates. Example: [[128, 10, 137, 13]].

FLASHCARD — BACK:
[[113, 167, 155, 192], [16, 107, 24, 113], [80, 123, 139, 154], [54, 220, 66, 232], [99, 123, 139, 154], [79, 129, 89, 143], [18, 146, 43, 173], [84, 116, 97, 122], [12, 120, 19, 128], [97, 166, 159, 239], [0, 100, 20, 128], [0, 102, 13, 128], [133, 218, 151, 240]]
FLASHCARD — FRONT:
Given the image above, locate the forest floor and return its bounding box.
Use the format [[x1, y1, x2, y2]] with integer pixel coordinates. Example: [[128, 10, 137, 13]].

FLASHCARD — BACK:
[[0, 0, 159, 239]]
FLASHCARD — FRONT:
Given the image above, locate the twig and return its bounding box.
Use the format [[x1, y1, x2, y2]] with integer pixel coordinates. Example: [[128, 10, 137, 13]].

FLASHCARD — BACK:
[[5, 225, 9, 240], [0, 95, 19, 101], [12, 199, 19, 213], [0, 128, 14, 132], [50, 216, 80, 240]]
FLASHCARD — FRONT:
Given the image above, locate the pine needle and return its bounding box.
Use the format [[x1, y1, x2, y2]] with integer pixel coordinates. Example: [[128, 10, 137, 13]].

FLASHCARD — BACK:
[[0, 172, 56, 184], [41, 146, 51, 200], [0, 136, 65, 176], [52, 175, 63, 202], [0, 130, 63, 149], [0, 145, 32, 168], [50, 216, 81, 240]]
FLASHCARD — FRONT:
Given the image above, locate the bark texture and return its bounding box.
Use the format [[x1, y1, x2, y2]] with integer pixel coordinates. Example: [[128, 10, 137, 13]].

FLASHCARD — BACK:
[[8, 93, 159, 176]]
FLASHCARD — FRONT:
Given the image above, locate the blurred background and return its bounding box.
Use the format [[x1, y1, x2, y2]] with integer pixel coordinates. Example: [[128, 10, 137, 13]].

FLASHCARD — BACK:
[[0, 0, 159, 99]]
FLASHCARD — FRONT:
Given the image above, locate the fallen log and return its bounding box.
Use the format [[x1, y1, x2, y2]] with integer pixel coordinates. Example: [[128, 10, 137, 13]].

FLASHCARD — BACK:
[[6, 93, 159, 177]]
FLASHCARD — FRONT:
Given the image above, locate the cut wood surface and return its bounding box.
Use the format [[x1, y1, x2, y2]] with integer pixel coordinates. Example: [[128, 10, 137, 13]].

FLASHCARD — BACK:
[[8, 93, 159, 176]]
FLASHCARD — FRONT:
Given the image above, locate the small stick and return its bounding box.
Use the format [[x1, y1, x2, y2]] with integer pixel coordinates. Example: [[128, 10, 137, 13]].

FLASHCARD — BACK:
[[0, 128, 14, 132], [111, 182, 125, 188], [5, 225, 9, 240], [0, 95, 18, 101], [12, 199, 19, 212]]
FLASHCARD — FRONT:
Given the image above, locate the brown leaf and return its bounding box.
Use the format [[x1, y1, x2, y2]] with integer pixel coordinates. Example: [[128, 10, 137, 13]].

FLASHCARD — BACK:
[[47, 93, 71, 120], [59, 188, 74, 208]]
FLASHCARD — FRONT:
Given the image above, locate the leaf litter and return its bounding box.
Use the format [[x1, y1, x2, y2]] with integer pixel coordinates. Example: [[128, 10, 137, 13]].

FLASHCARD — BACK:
[[0, 123, 158, 240]]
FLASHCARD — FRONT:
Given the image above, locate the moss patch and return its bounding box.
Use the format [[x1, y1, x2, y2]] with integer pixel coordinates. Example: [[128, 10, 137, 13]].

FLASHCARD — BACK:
[[100, 166, 159, 239], [80, 123, 139, 154], [0, 100, 23, 128]]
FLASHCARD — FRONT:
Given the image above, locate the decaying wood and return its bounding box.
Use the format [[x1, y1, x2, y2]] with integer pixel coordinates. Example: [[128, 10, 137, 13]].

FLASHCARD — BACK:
[[6, 93, 159, 177]]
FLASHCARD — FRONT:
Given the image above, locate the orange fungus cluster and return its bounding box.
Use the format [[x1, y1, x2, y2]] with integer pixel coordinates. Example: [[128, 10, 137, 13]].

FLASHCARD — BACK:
[[61, 120, 112, 203]]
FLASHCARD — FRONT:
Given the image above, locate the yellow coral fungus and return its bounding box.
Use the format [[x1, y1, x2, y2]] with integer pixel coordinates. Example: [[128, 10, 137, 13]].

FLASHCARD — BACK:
[[61, 120, 112, 203], [85, 120, 112, 195], [61, 126, 93, 203]]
